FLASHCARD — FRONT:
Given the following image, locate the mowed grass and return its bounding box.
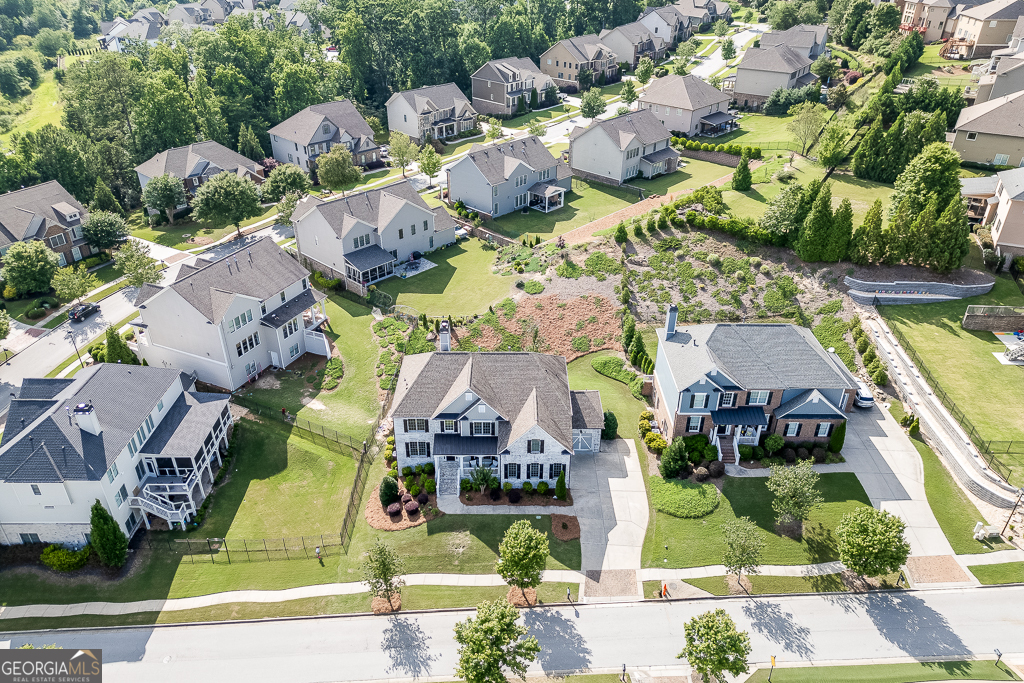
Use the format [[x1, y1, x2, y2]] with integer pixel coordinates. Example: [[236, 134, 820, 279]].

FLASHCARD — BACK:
[[880, 277, 1024, 484], [505, 104, 580, 130], [744, 660, 1020, 682], [129, 204, 279, 250], [650, 573, 847, 597], [631, 158, 735, 196], [567, 350, 645, 443], [642, 473, 872, 568], [484, 180, 640, 239], [968, 562, 1024, 585], [711, 112, 797, 147], [376, 238, 511, 315]]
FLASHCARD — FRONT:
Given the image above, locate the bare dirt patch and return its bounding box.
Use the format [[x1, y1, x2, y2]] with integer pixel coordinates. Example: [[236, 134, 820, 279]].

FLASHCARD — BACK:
[[459, 488, 573, 507], [584, 569, 638, 598], [507, 586, 538, 607], [839, 570, 899, 592], [725, 574, 753, 595], [372, 593, 401, 614], [305, 399, 327, 410], [550, 514, 580, 541], [906, 555, 972, 584], [364, 485, 443, 531], [252, 374, 281, 390]]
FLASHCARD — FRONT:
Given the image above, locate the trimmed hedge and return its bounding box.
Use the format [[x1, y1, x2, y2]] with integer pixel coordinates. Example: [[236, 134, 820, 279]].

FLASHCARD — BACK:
[[40, 544, 91, 572], [650, 478, 720, 518]]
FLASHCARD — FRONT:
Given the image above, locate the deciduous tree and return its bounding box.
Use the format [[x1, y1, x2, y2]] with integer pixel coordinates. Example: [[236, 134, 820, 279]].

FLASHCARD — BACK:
[[362, 538, 406, 608], [721, 38, 736, 60], [141, 174, 187, 226], [815, 121, 849, 169], [635, 56, 654, 85], [51, 265, 100, 305], [191, 68, 230, 146], [454, 600, 540, 683], [836, 507, 910, 577], [82, 211, 129, 254], [191, 172, 262, 238], [418, 145, 442, 190], [317, 145, 362, 192], [722, 517, 765, 588], [713, 19, 729, 36], [495, 520, 548, 600], [810, 54, 839, 86], [3, 241, 60, 295], [766, 460, 824, 531], [261, 163, 311, 202], [677, 609, 752, 682], [620, 79, 639, 108], [276, 192, 301, 228], [786, 101, 827, 155], [580, 87, 606, 119], [114, 240, 162, 289]]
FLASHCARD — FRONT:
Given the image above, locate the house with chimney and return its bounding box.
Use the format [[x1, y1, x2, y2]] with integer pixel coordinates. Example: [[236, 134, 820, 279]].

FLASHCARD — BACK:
[[0, 181, 94, 268], [0, 364, 232, 545], [389, 351, 604, 495], [652, 309, 857, 463], [131, 237, 329, 391]]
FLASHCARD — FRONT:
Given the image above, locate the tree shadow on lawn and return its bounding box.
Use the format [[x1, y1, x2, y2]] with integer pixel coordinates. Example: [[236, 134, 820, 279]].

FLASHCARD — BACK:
[[377, 243, 463, 297], [423, 514, 581, 570]]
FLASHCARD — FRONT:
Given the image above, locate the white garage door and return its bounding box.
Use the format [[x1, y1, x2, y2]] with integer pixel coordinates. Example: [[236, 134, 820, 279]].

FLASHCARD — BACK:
[[573, 431, 593, 452]]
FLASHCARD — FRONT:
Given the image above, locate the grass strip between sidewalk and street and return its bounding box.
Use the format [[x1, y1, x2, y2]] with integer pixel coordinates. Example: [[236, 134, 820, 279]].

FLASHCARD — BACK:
[[743, 660, 1020, 682], [967, 561, 1024, 585]]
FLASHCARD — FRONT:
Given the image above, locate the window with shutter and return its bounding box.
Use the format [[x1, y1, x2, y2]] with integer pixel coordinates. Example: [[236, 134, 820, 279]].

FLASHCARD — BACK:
[[785, 423, 799, 437]]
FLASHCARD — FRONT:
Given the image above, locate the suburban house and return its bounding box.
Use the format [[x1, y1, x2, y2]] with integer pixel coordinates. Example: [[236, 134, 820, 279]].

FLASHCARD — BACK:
[[568, 109, 680, 184], [961, 166, 1024, 256], [758, 24, 829, 60], [203, 0, 251, 22], [269, 99, 379, 171], [389, 352, 604, 495], [229, 7, 312, 31], [636, 6, 693, 48], [134, 140, 265, 201], [385, 83, 478, 143], [670, 0, 711, 29], [950, 90, 1024, 165], [446, 135, 573, 218], [969, 16, 1024, 103], [539, 35, 620, 89], [131, 237, 329, 391], [598, 22, 667, 69], [0, 364, 232, 545], [652, 311, 857, 463], [98, 8, 166, 51], [0, 181, 94, 268], [167, 3, 213, 25], [637, 74, 736, 137], [899, 0, 984, 42], [471, 58, 555, 117], [729, 44, 817, 110], [292, 180, 457, 290], [945, 0, 1024, 58], [675, 0, 730, 26]]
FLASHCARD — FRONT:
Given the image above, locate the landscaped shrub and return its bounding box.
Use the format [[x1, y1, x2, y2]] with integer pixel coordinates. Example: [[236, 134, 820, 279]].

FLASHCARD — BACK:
[[408, 483, 421, 497], [782, 448, 796, 462], [388, 468, 398, 479], [693, 466, 709, 482], [508, 489, 522, 504], [601, 410, 618, 440], [753, 446, 765, 460], [424, 479, 437, 494], [416, 492, 429, 505], [40, 544, 91, 572], [812, 447, 828, 463], [503, 481, 513, 493], [524, 280, 545, 294], [405, 500, 420, 513], [460, 478, 473, 492], [737, 444, 753, 459], [649, 478, 720, 518], [424, 462, 435, 475], [380, 475, 400, 506], [829, 421, 846, 453], [387, 436, 395, 446], [556, 470, 567, 500], [402, 493, 413, 503], [414, 464, 423, 475], [522, 481, 533, 493], [791, 449, 805, 463], [537, 481, 550, 495], [645, 432, 667, 454], [387, 502, 402, 515], [488, 475, 500, 490], [708, 460, 725, 478], [401, 466, 413, 477], [325, 357, 344, 380], [489, 487, 502, 501]]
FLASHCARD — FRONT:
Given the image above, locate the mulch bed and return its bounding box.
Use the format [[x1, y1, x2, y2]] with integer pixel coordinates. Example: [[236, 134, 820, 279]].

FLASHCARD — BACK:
[[507, 587, 538, 607], [372, 593, 402, 614], [364, 484, 443, 531], [459, 488, 573, 507], [551, 514, 580, 541]]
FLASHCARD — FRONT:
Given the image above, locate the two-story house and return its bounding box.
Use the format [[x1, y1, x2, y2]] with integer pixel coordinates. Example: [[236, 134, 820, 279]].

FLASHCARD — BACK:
[[229, 7, 312, 31], [0, 364, 231, 545], [970, 16, 1024, 103], [652, 310, 857, 463], [759, 24, 829, 60], [598, 22, 667, 69], [899, 0, 970, 42], [947, 0, 1024, 58], [950, 90, 1024, 165], [961, 166, 1024, 256], [471, 58, 555, 117], [636, 6, 693, 48], [131, 237, 329, 391], [539, 35, 620, 89], [0, 181, 93, 268], [637, 74, 736, 137], [568, 109, 680, 184], [731, 44, 817, 110], [446, 136, 573, 217], [98, 9, 166, 51], [292, 180, 457, 290], [167, 3, 213, 25], [675, 0, 730, 28], [385, 83, 478, 143], [269, 99, 380, 172], [390, 352, 604, 494], [134, 140, 265, 201]]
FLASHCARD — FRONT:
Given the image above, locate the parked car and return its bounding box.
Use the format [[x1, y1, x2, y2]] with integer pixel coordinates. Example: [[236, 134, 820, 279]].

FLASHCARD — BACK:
[[854, 381, 875, 409], [68, 303, 100, 323]]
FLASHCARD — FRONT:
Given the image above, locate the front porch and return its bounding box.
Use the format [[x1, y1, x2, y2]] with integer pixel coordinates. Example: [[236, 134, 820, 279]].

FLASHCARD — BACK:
[[709, 406, 768, 463], [528, 182, 566, 213]]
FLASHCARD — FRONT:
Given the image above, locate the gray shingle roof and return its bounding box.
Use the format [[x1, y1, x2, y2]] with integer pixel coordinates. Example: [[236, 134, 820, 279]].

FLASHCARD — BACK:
[[996, 166, 1024, 200], [140, 391, 229, 459], [738, 44, 813, 74], [461, 136, 563, 185], [759, 24, 828, 49], [570, 390, 604, 430], [390, 352, 574, 453], [775, 388, 845, 418], [954, 90, 1024, 137], [259, 286, 327, 328], [293, 179, 443, 242], [344, 244, 396, 272], [386, 83, 475, 118], [640, 74, 730, 112], [135, 140, 262, 182], [473, 57, 546, 85], [140, 236, 310, 323], [600, 21, 663, 48], [555, 34, 619, 63], [642, 146, 681, 163], [0, 181, 87, 248], [0, 365, 187, 483], [960, 175, 1000, 196], [569, 109, 672, 150], [268, 99, 376, 147], [960, 0, 1024, 20]]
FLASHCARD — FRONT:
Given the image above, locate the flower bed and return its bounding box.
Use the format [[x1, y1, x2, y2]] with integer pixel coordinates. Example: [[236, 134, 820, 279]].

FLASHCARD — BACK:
[[459, 487, 573, 507]]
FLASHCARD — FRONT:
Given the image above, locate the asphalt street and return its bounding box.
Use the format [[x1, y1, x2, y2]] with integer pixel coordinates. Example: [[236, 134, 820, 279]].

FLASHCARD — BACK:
[[6, 586, 1022, 683]]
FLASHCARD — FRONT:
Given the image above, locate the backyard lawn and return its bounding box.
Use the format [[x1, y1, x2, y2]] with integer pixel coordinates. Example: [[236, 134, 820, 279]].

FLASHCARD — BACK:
[[711, 112, 798, 149], [484, 179, 640, 239], [505, 105, 580, 130], [879, 277, 1024, 485], [642, 473, 873, 568], [376, 238, 511, 316], [744, 661, 1020, 683], [567, 350, 645, 443], [903, 43, 977, 89], [632, 158, 735, 196], [129, 204, 279, 250]]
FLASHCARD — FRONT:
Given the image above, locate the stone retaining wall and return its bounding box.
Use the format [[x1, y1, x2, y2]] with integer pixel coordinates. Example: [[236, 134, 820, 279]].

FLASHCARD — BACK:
[[962, 311, 1024, 331], [847, 291, 957, 306], [844, 276, 994, 305], [678, 148, 741, 168]]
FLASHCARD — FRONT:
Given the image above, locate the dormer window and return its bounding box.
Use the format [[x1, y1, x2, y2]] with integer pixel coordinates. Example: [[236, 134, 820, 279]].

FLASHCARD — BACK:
[[322, 123, 330, 135], [67, 212, 79, 221]]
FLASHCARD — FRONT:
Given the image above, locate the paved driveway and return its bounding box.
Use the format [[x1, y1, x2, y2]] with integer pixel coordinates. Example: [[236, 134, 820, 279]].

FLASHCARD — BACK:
[[571, 438, 649, 571]]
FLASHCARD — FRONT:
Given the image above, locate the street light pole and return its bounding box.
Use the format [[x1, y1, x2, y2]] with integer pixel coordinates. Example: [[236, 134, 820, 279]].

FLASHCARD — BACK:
[[66, 329, 83, 369]]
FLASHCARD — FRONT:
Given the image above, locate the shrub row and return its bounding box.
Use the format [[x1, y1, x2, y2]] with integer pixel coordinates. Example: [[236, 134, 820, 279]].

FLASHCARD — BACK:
[[672, 139, 763, 159]]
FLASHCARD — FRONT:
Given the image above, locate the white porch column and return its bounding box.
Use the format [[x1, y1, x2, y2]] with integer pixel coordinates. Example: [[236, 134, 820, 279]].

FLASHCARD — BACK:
[[143, 514, 151, 530]]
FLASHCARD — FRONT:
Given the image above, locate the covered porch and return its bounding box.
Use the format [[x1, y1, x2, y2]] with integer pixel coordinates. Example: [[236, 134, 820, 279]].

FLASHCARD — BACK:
[[434, 434, 500, 482], [640, 147, 681, 178], [709, 406, 768, 447], [431, 119, 459, 139], [261, 287, 329, 332], [698, 111, 739, 137], [528, 182, 566, 213], [344, 244, 397, 289]]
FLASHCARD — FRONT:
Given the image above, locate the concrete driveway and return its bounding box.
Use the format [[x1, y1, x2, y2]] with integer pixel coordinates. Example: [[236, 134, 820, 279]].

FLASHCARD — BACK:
[[571, 438, 649, 571]]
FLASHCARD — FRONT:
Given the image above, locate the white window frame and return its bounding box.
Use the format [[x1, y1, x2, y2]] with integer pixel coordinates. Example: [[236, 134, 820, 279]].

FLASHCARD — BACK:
[[748, 390, 770, 406], [785, 422, 799, 437], [471, 421, 494, 436], [994, 154, 1010, 165], [720, 392, 735, 408], [687, 416, 702, 433], [816, 423, 832, 437], [966, 131, 978, 141]]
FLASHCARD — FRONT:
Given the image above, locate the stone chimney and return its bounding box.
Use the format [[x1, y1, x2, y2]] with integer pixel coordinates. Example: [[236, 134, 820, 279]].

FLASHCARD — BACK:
[[73, 402, 101, 436], [666, 304, 678, 337]]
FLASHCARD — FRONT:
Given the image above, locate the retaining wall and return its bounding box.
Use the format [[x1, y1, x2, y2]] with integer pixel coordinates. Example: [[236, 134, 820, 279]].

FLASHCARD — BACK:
[[678, 148, 741, 168], [844, 276, 994, 306], [962, 312, 1024, 331]]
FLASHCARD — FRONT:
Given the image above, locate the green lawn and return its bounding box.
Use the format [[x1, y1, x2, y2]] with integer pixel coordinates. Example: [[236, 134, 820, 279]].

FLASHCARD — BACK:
[[646, 573, 847, 598], [968, 562, 1024, 585], [441, 136, 485, 159], [484, 180, 640, 239], [0, 70, 62, 146], [744, 661, 1019, 683], [129, 204, 279, 250], [879, 277, 1024, 485], [600, 82, 625, 101], [903, 44, 977, 88], [376, 238, 511, 316], [710, 113, 797, 148], [631, 158, 735, 196], [643, 473, 872, 568], [505, 105, 580, 130], [3, 262, 120, 325], [567, 350, 646, 443]]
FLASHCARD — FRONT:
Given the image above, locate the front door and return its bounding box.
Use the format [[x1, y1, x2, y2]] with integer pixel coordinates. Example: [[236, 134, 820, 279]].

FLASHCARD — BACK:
[[271, 351, 281, 368], [71, 247, 82, 262], [716, 424, 731, 436]]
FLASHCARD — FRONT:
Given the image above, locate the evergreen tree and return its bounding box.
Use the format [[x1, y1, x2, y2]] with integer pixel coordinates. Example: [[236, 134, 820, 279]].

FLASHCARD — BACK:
[[530, 88, 539, 109], [796, 182, 833, 262], [884, 199, 914, 265], [852, 116, 883, 180], [629, 330, 647, 366], [907, 196, 939, 266], [851, 199, 883, 265], [927, 197, 971, 272], [237, 123, 265, 161], [921, 110, 947, 147], [90, 499, 128, 568], [794, 178, 822, 228], [105, 325, 139, 364], [732, 155, 752, 191], [878, 111, 905, 183], [900, 110, 927, 172], [826, 198, 853, 262], [90, 178, 123, 216], [888, 142, 963, 221]]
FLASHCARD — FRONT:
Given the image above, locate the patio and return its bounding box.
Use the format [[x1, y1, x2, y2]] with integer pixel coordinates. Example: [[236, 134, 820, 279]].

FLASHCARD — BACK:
[[698, 110, 740, 137], [395, 256, 438, 279], [528, 182, 566, 213]]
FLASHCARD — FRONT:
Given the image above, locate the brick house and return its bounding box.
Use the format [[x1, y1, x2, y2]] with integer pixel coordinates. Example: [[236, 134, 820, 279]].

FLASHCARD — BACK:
[[651, 308, 857, 463], [0, 181, 94, 268], [389, 352, 604, 495]]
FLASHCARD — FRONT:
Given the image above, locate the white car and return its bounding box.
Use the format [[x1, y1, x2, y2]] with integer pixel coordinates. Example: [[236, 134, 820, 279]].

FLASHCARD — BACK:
[[854, 381, 875, 409]]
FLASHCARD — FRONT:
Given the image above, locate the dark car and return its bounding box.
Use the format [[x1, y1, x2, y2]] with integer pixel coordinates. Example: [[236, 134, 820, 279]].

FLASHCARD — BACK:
[[68, 303, 100, 323]]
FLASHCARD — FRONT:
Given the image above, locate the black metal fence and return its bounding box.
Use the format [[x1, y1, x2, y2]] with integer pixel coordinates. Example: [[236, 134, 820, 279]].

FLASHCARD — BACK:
[[230, 394, 365, 454], [136, 534, 347, 563], [889, 325, 1022, 483]]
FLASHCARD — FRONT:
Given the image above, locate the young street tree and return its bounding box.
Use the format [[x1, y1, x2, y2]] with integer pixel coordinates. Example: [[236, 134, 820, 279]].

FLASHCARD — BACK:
[[261, 163, 311, 202], [580, 87, 606, 119], [418, 145, 442, 191], [713, 19, 729, 36], [361, 537, 406, 609], [635, 57, 655, 85], [620, 79, 639, 108], [836, 507, 911, 577], [721, 516, 765, 590], [485, 117, 504, 141], [3, 241, 60, 295], [51, 264, 100, 305], [787, 101, 828, 155], [90, 499, 128, 568], [114, 239, 162, 289], [277, 191, 301, 228], [527, 120, 546, 137], [766, 460, 824, 532], [192, 171, 263, 238], [82, 211, 129, 255], [495, 519, 549, 601], [677, 609, 752, 682], [317, 145, 362, 192], [141, 173, 187, 226], [721, 38, 736, 60], [388, 131, 418, 178], [454, 600, 540, 683]]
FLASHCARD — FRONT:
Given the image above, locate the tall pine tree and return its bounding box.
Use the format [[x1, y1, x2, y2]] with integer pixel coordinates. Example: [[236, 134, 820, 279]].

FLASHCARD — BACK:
[[856, 199, 886, 265], [797, 182, 833, 263], [928, 197, 971, 272], [878, 111, 906, 183], [884, 199, 914, 265], [794, 178, 823, 228], [921, 110, 947, 147], [853, 116, 883, 180], [826, 198, 854, 262]]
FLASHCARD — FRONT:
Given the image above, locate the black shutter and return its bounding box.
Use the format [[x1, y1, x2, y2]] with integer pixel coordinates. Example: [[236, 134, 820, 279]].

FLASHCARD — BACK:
[[424, 420, 430, 433], [540, 464, 545, 479], [698, 417, 705, 432], [745, 392, 751, 405], [766, 392, 774, 405], [426, 442, 431, 457], [689, 394, 696, 408], [405, 443, 410, 457], [403, 419, 408, 433], [703, 395, 709, 408], [540, 440, 544, 453], [796, 424, 802, 436]]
